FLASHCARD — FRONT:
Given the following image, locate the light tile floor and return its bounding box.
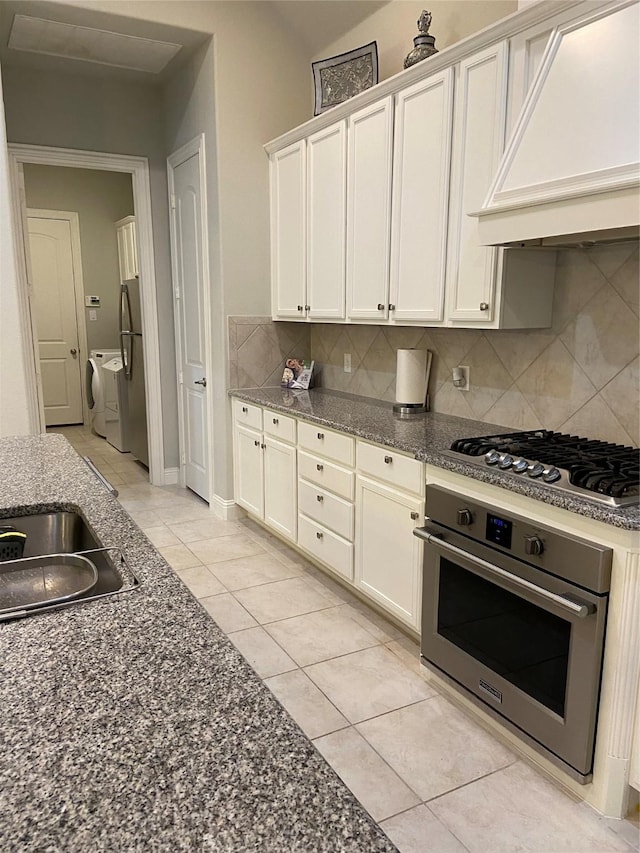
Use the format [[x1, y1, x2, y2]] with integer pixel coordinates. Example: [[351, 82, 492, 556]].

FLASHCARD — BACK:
[[52, 425, 640, 853]]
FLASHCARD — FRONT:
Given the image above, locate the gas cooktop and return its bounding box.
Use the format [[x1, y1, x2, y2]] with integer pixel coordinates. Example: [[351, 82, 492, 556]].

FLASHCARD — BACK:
[[445, 430, 640, 507]]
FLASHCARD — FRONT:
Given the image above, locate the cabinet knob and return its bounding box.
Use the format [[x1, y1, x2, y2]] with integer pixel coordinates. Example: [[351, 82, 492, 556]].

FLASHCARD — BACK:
[[254, 440, 260, 447], [479, 302, 489, 311], [317, 432, 324, 440], [377, 303, 385, 311], [316, 494, 324, 503], [297, 305, 303, 312], [316, 531, 323, 540], [261, 443, 266, 450], [411, 511, 419, 521], [272, 418, 279, 425], [305, 305, 310, 311], [316, 464, 324, 472], [242, 406, 248, 413], [384, 455, 393, 464], [388, 304, 396, 311]]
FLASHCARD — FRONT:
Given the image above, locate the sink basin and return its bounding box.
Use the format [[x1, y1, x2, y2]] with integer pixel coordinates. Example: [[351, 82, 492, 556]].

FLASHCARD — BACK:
[[0, 511, 136, 621]]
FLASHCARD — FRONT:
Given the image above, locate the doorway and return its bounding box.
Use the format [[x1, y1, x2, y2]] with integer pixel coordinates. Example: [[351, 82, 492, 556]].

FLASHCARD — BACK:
[[7, 143, 166, 486]]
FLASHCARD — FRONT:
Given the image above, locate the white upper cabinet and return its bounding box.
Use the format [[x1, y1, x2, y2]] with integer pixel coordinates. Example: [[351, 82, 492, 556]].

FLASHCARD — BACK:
[[346, 97, 393, 321], [445, 41, 508, 324], [270, 140, 306, 319], [115, 216, 138, 282], [389, 69, 454, 323], [307, 122, 347, 320]]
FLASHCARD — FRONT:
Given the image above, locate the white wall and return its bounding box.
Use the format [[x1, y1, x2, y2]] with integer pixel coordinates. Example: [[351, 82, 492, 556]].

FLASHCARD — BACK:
[[23, 164, 134, 354], [0, 66, 34, 436], [312, 0, 518, 81]]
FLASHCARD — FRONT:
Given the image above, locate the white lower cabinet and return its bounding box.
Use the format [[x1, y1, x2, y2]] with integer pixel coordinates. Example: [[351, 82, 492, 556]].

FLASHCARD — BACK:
[[233, 406, 297, 542], [355, 475, 424, 631], [233, 400, 426, 630]]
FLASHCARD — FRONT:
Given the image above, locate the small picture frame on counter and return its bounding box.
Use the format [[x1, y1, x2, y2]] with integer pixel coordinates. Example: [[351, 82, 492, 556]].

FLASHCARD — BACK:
[[281, 358, 314, 390]]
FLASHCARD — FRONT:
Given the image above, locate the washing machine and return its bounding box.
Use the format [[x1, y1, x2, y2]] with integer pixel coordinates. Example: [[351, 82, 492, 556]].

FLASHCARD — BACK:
[[86, 349, 121, 437]]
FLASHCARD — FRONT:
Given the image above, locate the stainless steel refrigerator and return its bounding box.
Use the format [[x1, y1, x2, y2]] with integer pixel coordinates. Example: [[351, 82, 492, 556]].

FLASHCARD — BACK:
[[119, 278, 149, 467]]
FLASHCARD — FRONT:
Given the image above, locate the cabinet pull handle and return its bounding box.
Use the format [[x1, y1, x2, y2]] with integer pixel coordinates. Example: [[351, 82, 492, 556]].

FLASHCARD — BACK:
[[272, 418, 279, 425], [316, 494, 324, 503], [254, 440, 260, 447], [384, 455, 393, 464], [377, 303, 385, 311], [316, 464, 324, 472], [316, 531, 323, 540], [317, 432, 324, 440], [479, 302, 489, 311], [388, 304, 395, 311], [411, 512, 419, 521], [242, 406, 248, 413]]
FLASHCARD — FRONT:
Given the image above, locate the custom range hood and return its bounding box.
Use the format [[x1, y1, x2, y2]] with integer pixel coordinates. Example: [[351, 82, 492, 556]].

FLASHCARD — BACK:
[[475, 0, 639, 248]]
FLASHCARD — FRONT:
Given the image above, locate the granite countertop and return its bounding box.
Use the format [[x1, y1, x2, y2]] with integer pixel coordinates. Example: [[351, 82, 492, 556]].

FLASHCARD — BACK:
[[0, 435, 397, 853], [229, 387, 640, 532]]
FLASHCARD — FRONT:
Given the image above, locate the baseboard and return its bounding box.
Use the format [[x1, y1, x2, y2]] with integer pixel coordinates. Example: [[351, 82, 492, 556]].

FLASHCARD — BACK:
[[210, 494, 246, 520], [163, 467, 180, 485]]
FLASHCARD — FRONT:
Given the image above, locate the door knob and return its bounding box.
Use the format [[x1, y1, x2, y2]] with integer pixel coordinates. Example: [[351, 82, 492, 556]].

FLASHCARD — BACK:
[[194, 378, 207, 387], [70, 348, 77, 357]]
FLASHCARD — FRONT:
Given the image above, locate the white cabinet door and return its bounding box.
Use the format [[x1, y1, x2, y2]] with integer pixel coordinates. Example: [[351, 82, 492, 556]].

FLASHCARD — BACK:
[[446, 41, 508, 324], [234, 423, 264, 518], [355, 476, 424, 630], [307, 122, 346, 320], [115, 216, 138, 282], [264, 436, 297, 541], [346, 97, 393, 321], [270, 140, 306, 319], [390, 69, 454, 323]]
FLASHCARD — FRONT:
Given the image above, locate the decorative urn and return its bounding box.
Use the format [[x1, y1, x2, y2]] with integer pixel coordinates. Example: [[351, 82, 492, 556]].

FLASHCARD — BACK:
[[404, 10, 439, 69]]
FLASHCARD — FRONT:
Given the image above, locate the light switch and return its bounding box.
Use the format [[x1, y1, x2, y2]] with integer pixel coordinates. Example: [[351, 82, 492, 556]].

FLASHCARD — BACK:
[[85, 295, 100, 307], [89, 310, 97, 321]]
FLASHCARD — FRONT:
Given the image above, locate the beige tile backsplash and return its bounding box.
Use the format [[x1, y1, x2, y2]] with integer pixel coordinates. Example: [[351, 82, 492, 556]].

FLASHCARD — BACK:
[[229, 244, 639, 446]]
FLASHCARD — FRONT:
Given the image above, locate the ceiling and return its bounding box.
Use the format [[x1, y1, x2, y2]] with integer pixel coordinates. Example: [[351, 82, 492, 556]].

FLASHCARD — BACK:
[[0, 1, 388, 83]]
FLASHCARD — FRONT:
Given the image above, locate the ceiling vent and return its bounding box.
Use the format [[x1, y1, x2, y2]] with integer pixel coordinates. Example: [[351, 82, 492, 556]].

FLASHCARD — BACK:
[[8, 14, 182, 74]]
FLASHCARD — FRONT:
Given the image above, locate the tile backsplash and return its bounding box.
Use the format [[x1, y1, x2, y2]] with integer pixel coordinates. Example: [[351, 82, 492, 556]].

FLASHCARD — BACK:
[[229, 243, 639, 446]]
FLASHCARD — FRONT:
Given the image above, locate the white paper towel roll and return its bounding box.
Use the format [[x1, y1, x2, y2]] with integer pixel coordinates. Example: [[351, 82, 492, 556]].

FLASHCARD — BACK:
[[396, 349, 428, 405]]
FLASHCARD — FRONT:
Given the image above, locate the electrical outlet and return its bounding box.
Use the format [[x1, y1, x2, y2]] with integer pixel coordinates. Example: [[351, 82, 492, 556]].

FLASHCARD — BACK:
[[344, 352, 352, 373], [89, 309, 97, 321], [452, 365, 470, 391]]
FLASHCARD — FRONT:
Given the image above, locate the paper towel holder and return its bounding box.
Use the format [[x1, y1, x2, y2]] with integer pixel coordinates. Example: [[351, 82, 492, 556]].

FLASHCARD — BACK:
[[393, 399, 428, 416]]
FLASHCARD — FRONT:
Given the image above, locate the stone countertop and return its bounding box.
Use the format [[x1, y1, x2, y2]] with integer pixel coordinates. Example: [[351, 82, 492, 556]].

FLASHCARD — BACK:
[[0, 435, 396, 853], [229, 387, 640, 532]]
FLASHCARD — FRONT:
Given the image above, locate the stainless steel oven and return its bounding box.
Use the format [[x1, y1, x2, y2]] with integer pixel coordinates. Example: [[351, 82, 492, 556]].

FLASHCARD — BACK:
[[414, 485, 612, 783]]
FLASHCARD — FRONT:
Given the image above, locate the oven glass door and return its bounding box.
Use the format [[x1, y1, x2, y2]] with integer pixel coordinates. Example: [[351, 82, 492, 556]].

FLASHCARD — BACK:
[[438, 557, 570, 716]]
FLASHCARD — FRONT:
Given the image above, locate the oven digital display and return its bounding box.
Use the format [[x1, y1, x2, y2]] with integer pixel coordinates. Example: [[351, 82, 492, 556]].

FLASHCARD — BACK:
[[486, 514, 512, 548]]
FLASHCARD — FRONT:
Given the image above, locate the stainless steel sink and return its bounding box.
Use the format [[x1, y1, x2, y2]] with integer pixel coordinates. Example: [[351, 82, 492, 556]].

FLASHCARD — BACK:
[[0, 511, 137, 621]]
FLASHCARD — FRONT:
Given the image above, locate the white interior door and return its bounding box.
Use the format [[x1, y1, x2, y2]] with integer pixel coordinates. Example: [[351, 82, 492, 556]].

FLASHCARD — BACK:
[[27, 214, 84, 426], [169, 142, 209, 501]]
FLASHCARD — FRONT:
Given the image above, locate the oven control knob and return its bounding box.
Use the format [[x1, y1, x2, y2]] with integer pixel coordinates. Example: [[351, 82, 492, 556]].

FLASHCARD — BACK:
[[527, 462, 545, 478], [498, 453, 514, 470], [456, 509, 473, 526], [542, 466, 561, 483], [512, 458, 529, 474], [484, 450, 500, 465], [524, 535, 544, 556]]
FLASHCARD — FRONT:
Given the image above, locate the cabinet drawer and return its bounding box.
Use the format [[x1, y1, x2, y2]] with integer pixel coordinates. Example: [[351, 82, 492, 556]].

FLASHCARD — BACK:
[[233, 399, 263, 431], [298, 478, 354, 541], [357, 441, 424, 496], [298, 450, 354, 501], [298, 421, 355, 466], [263, 409, 297, 443], [298, 514, 353, 581]]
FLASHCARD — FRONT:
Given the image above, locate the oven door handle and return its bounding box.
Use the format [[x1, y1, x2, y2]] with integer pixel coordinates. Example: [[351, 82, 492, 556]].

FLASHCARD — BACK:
[[416, 530, 595, 619]]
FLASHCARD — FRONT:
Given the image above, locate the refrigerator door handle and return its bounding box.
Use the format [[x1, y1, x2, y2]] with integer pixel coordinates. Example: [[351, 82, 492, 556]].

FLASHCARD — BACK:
[[119, 283, 134, 379]]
